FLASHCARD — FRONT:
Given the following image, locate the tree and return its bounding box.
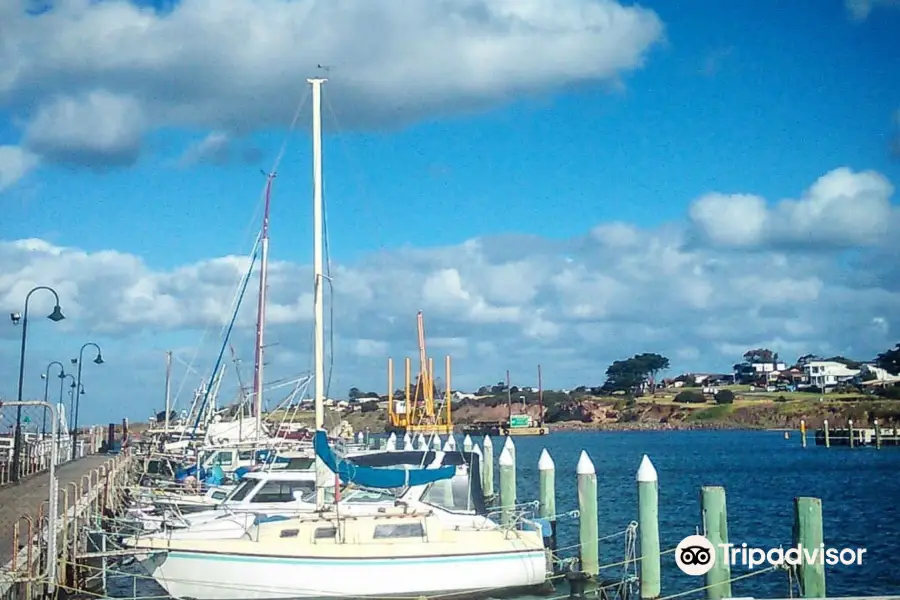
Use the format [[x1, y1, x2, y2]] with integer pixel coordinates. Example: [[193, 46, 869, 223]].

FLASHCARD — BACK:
[[743, 348, 776, 364], [348, 387, 361, 400], [796, 354, 821, 367], [714, 389, 735, 404], [603, 353, 670, 393], [674, 390, 706, 404], [633, 353, 670, 390], [875, 343, 900, 376]]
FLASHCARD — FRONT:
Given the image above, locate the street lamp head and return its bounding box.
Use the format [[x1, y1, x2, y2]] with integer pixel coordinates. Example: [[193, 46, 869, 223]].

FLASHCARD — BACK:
[[47, 305, 65, 322], [70, 382, 76, 389], [10, 312, 21, 325], [93, 353, 104, 365], [58, 371, 66, 379], [70, 358, 77, 365]]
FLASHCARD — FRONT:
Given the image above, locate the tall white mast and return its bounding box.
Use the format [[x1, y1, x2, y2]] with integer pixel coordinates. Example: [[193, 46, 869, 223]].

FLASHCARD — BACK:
[[309, 76, 327, 510], [164, 350, 172, 436], [253, 173, 274, 446]]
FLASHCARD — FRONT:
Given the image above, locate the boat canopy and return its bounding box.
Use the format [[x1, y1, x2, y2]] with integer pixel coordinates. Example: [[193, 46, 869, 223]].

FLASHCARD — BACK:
[[313, 430, 455, 488]]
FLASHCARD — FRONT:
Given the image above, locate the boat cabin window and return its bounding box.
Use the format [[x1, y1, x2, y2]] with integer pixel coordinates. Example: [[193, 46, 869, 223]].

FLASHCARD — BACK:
[[421, 476, 472, 512], [343, 489, 394, 503], [373, 523, 424, 539], [225, 479, 257, 502], [285, 457, 315, 470], [238, 450, 254, 461], [251, 481, 316, 503], [314, 527, 337, 539], [280, 529, 299, 538], [209, 451, 233, 466], [211, 490, 228, 501]]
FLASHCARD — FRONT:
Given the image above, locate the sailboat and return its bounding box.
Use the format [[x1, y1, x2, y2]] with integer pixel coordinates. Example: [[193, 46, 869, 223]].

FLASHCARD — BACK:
[[123, 77, 548, 600]]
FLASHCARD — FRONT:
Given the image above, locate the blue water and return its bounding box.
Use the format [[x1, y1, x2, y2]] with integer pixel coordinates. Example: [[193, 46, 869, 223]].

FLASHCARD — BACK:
[[111, 430, 900, 598]]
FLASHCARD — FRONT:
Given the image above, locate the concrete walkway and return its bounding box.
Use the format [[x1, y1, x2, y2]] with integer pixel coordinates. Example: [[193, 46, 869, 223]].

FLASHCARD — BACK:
[[0, 454, 110, 568]]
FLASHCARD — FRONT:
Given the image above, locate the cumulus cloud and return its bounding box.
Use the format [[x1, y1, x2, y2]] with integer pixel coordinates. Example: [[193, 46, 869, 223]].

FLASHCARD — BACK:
[[1, 166, 898, 421], [1, 0, 663, 166], [23, 90, 146, 167], [0, 145, 40, 191], [688, 167, 897, 250]]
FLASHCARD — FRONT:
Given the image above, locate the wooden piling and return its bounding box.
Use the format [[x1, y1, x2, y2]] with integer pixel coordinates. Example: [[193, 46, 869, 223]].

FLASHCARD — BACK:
[[576, 450, 599, 577], [538, 449, 556, 550], [874, 419, 882, 449], [800, 419, 807, 448], [701, 486, 732, 600], [823, 419, 830, 448], [499, 446, 515, 526], [482, 435, 495, 501], [793, 497, 826, 598], [463, 434, 473, 453], [430, 434, 442, 451], [848, 419, 855, 449], [637, 455, 660, 600]]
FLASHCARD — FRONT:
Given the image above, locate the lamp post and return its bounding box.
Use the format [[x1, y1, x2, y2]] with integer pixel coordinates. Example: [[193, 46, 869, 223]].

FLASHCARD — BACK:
[[41, 361, 66, 437], [60, 373, 76, 432], [10, 286, 65, 483], [71, 342, 103, 459]]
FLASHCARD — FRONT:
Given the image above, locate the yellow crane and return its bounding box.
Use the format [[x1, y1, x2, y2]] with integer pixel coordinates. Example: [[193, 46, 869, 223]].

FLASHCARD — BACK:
[[386, 311, 453, 435]]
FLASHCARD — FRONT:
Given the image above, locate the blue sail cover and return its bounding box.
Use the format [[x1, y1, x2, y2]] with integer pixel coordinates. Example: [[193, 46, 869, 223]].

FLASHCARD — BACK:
[[313, 430, 455, 488]]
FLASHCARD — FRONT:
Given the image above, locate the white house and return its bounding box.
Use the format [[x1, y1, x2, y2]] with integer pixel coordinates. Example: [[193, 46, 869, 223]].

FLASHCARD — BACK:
[[803, 361, 860, 388], [452, 391, 477, 401], [860, 364, 900, 385]]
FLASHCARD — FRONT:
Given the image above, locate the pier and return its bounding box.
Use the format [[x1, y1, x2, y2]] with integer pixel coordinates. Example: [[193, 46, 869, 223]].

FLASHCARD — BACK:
[[0, 402, 131, 600]]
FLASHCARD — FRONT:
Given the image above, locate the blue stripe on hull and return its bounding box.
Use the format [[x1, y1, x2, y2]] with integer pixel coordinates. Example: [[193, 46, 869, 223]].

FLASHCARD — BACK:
[[167, 550, 545, 567]]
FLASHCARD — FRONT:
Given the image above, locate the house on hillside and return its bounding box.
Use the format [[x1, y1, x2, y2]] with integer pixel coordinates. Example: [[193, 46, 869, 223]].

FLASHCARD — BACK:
[[803, 361, 860, 389], [452, 391, 478, 401], [734, 361, 788, 384], [859, 364, 900, 386]]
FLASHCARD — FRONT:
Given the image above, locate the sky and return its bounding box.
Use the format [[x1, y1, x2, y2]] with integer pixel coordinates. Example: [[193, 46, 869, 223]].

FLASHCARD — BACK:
[[1, 0, 899, 425]]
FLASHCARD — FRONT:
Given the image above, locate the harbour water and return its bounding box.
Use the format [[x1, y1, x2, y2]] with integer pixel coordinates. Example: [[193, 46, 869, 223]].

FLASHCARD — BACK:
[[110, 430, 900, 598]]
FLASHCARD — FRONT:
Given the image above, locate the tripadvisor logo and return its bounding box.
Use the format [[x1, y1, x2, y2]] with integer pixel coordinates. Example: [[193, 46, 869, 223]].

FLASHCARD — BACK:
[[675, 535, 867, 576]]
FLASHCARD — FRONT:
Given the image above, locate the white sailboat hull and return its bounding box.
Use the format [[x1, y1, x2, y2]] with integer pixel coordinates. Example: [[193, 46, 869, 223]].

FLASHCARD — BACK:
[[139, 548, 547, 599]]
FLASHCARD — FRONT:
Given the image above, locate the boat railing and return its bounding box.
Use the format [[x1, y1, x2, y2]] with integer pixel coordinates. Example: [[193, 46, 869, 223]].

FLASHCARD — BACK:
[[478, 500, 543, 534]]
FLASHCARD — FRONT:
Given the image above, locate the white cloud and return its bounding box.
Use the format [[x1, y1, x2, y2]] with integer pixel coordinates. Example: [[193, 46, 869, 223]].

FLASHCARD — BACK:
[[178, 132, 233, 167], [1, 166, 898, 422], [688, 167, 897, 250], [1, 0, 663, 166], [845, 0, 900, 20], [23, 90, 146, 167], [0, 145, 40, 191]]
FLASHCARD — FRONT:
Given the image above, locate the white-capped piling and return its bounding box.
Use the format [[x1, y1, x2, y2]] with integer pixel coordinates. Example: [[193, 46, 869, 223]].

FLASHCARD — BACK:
[[849, 419, 855, 448], [402, 432, 412, 450], [463, 434, 473, 453], [823, 419, 830, 448], [356, 431, 363, 444], [385, 432, 397, 451], [576, 450, 599, 577], [482, 435, 495, 501], [416, 434, 428, 450], [499, 446, 515, 526], [538, 448, 557, 550], [444, 435, 457, 451], [431, 434, 442, 451], [503, 436, 516, 504], [637, 455, 660, 599]]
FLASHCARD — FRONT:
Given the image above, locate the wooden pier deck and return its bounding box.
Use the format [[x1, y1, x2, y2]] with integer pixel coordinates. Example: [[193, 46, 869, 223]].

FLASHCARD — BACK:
[[0, 454, 110, 567]]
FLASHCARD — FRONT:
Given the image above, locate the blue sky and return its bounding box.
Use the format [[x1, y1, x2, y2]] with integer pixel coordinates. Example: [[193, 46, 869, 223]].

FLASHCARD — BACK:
[[1, 0, 899, 424]]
